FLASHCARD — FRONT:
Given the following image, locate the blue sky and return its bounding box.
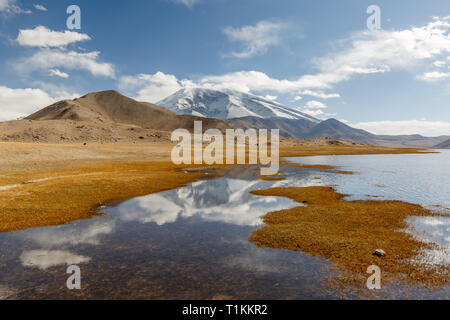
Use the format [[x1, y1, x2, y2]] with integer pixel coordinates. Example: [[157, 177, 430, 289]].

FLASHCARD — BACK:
[[1, 0, 450, 136]]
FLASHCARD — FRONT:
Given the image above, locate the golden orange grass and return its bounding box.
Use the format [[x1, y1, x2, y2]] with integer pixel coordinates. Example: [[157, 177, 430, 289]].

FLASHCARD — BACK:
[[249, 186, 449, 288], [279, 144, 430, 158], [0, 161, 210, 232], [259, 176, 286, 181]]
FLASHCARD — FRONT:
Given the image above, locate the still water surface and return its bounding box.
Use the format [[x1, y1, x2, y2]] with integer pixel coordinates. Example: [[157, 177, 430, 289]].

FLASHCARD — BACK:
[[0, 152, 448, 299], [289, 150, 450, 267]]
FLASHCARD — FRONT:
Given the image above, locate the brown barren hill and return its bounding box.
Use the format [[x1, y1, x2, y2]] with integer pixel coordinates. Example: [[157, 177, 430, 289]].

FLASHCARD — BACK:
[[25, 90, 230, 132]]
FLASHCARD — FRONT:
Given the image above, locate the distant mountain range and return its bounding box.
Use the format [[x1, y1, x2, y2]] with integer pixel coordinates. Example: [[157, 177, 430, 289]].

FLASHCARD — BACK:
[[1, 89, 447, 148], [159, 88, 449, 148], [228, 116, 449, 148], [433, 139, 450, 149], [157, 88, 320, 122]]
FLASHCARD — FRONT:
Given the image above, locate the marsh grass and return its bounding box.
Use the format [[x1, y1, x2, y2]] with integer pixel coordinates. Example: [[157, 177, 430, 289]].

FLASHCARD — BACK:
[[249, 186, 449, 287], [0, 161, 208, 232]]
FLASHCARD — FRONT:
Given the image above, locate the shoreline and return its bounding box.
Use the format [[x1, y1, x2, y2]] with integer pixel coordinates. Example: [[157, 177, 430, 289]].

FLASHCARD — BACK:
[[249, 156, 449, 289]]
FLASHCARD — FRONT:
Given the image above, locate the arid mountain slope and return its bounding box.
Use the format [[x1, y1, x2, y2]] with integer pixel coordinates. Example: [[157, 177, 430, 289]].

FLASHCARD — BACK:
[[26, 90, 230, 132], [433, 138, 450, 149], [0, 120, 172, 144]]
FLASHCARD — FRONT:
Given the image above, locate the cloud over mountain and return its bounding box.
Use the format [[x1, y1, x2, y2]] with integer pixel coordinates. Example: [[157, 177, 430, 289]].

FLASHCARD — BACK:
[[0, 86, 77, 121]]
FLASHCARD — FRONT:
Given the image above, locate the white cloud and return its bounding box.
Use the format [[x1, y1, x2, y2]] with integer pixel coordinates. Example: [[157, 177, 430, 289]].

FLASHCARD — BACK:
[[417, 71, 450, 82], [302, 109, 324, 117], [49, 68, 69, 78], [294, 96, 303, 101], [433, 60, 446, 68], [297, 90, 340, 99], [17, 26, 91, 47], [310, 17, 450, 88], [119, 72, 192, 102], [120, 71, 341, 103], [263, 95, 278, 101], [0, 0, 10, 10], [353, 120, 450, 136], [13, 27, 114, 79], [223, 20, 288, 59], [120, 17, 450, 104], [0, 0, 31, 14], [33, 4, 47, 11], [304, 100, 328, 109], [208, 17, 448, 91], [171, 0, 202, 8], [0, 85, 76, 121], [214, 17, 450, 89], [197, 70, 319, 92], [15, 48, 115, 78], [300, 100, 335, 119]]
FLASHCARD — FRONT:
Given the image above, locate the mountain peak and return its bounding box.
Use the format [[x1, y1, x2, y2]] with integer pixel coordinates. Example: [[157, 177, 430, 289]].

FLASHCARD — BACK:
[[86, 89, 122, 96], [77, 90, 133, 104], [157, 87, 320, 123], [25, 90, 229, 132]]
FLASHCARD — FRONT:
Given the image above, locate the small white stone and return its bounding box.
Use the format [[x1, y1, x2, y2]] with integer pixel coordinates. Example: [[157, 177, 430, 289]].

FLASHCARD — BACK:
[[373, 249, 386, 257]]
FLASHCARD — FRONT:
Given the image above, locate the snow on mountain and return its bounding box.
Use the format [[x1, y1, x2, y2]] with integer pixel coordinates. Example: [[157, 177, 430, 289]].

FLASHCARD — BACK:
[[157, 88, 320, 122]]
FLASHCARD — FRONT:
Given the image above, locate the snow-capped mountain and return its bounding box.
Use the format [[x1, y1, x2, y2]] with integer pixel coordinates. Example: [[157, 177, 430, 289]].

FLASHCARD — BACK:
[[157, 88, 320, 122]]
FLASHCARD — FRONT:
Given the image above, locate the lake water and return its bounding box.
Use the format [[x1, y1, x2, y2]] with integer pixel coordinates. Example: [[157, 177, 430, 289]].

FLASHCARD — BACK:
[[0, 152, 448, 300], [288, 150, 450, 267], [289, 150, 450, 211]]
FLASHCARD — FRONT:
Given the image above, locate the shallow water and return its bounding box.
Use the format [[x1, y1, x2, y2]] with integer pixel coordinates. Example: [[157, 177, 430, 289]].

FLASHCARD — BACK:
[[289, 150, 450, 210], [0, 153, 449, 300], [289, 150, 450, 270]]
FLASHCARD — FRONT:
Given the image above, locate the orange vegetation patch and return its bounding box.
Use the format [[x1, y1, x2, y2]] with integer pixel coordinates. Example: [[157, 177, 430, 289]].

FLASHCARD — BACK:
[[249, 186, 449, 287], [335, 170, 355, 175], [279, 144, 430, 158], [0, 161, 212, 232], [258, 176, 286, 181]]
